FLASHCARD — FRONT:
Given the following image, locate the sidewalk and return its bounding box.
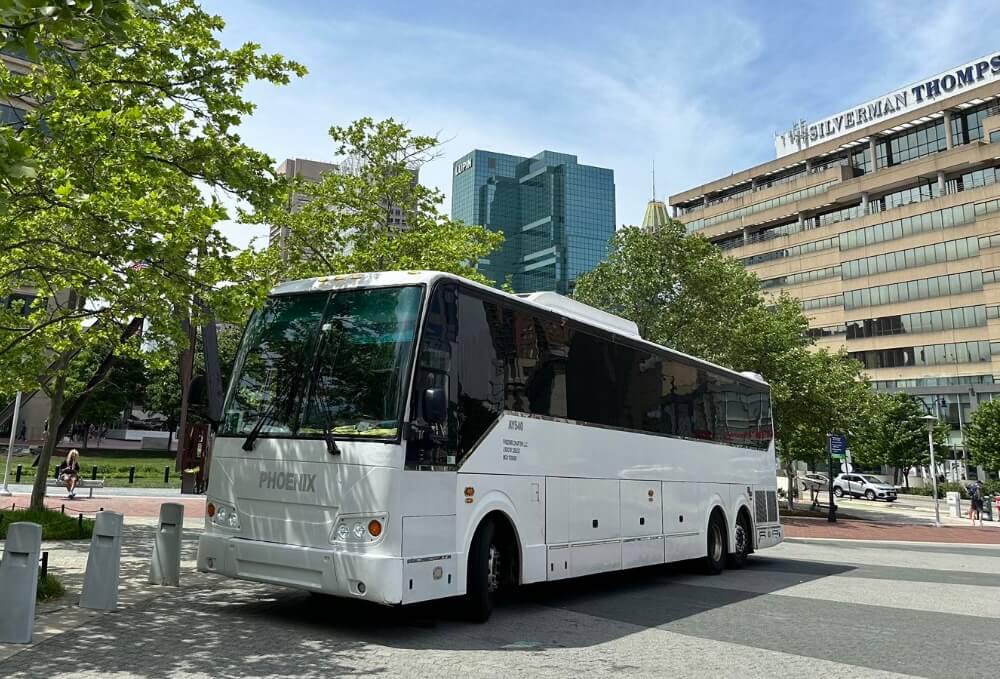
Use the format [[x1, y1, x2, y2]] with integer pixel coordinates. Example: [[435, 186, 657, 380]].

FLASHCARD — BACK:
[[782, 516, 1000, 543], [0, 520, 213, 663]]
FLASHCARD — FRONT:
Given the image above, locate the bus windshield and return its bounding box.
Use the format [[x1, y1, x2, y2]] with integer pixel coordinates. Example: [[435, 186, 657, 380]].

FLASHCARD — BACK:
[[220, 285, 423, 440]]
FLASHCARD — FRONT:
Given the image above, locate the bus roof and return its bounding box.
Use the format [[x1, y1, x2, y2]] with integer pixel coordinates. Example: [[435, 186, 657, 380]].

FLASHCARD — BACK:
[[270, 271, 769, 389]]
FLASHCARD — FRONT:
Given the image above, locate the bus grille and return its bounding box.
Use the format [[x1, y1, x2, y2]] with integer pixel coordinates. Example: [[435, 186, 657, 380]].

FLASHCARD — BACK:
[[755, 490, 778, 523], [766, 490, 778, 522]]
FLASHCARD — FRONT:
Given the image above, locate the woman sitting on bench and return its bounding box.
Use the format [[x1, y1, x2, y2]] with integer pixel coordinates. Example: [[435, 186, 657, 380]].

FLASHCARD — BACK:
[[57, 449, 81, 499]]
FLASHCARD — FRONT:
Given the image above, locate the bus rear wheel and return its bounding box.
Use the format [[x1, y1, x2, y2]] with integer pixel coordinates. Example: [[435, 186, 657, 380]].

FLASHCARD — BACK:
[[464, 520, 502, 623], [703, 511, 727, 575]]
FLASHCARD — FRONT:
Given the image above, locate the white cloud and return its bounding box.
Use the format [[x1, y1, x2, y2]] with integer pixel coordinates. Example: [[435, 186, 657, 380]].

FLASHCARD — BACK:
[[206, 0, 771, 248]]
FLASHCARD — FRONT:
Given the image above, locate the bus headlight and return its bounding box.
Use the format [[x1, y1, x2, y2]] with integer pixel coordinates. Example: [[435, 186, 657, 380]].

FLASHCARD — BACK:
[[210, 502, 240, 530], [332, 514, 386, 543]]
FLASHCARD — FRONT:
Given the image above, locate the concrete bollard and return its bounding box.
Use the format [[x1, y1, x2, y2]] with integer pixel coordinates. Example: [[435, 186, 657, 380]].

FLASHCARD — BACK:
[[80, 510, 123, 610], [0, 522, 42, 643], [149, 502, 184, 586]]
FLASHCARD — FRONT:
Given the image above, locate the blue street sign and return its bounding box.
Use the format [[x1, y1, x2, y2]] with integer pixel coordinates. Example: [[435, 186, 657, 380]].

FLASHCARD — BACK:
[[829, 435, 847, 455]]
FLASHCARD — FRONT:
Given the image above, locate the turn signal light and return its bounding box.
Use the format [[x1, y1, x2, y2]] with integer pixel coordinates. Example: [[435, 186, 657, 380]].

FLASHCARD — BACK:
[[368, 519, 382, 537], [206, 502, 216, 517], [464, 487, 475, 496]]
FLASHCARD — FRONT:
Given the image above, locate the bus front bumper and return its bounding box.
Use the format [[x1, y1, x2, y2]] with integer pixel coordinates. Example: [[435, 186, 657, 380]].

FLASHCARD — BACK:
[[756, 524, 783, 549], [197, 533, 403, 605]]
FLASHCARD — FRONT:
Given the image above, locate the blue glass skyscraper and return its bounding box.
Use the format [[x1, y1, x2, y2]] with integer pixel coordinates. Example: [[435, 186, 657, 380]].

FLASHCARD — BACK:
[[451, 150, 616, 294]]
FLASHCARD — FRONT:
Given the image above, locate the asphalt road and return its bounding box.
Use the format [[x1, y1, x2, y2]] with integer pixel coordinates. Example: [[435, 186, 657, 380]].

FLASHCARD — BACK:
[[2, 533, 998, 678]]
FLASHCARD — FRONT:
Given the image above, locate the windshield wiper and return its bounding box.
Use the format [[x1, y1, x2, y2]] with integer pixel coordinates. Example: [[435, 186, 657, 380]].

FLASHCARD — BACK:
[[323, 422, 341, 456], [242, 400, 277, 451]]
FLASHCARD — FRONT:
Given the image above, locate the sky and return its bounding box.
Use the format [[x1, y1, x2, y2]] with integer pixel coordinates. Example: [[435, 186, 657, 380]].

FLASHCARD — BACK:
[[201, 0, 1000, 250]]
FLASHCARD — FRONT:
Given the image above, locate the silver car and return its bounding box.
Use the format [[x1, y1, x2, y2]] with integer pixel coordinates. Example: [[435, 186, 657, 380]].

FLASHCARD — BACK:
[[833, 474, 897, 501]]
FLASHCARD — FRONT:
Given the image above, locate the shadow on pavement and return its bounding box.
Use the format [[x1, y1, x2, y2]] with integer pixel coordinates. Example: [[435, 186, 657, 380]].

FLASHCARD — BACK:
[[2, 532, 858, 677]]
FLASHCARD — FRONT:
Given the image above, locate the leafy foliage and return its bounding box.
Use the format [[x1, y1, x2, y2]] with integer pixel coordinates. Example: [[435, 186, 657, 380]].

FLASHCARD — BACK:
[[252, 117, 503, 285], [63, 344, 147, 429], [1, 0, 146, 180], [966, 399, 1000, 471], [852, 392, 942, 486], [0, 0, 305, 396], [0, 0, 304, 509]]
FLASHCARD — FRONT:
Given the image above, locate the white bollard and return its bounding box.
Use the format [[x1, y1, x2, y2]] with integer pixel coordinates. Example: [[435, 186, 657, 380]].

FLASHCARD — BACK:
[[149, 502, 184, 586], [80, 511, 123, 611], [0, 522, 42, 643]]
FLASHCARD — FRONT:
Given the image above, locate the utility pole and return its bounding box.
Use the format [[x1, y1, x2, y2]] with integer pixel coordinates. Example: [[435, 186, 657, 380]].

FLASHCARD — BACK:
[[0, 392, 21, 497]]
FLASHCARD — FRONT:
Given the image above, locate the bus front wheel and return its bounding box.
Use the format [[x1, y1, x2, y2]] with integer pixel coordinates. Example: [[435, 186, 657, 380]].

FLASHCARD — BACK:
[[464, 519, 501, 623], [726, 513, 751, 569], [703, 512, 727, 575]]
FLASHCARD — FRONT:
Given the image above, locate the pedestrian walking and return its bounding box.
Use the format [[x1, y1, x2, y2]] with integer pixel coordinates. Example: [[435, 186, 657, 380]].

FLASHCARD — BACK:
[[968, 479, 984, 527]]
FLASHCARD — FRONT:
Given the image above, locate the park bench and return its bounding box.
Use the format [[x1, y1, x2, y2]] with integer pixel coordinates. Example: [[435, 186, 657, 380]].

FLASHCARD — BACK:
[[46, 477, 104, 498]]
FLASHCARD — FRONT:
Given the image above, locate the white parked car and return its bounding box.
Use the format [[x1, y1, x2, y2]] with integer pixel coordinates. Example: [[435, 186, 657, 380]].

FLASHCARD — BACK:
[[798, 473, 830, 492], [832, 474, 897, 502]]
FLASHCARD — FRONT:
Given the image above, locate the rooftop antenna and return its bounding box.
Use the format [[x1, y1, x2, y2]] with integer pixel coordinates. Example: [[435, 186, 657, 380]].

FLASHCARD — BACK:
[[651, 159, 656, 201]]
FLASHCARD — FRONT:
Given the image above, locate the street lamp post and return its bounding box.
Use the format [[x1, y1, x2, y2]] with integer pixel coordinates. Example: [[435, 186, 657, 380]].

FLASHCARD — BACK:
[[0, 391, 22, 497], [921, 414, 940, 527]]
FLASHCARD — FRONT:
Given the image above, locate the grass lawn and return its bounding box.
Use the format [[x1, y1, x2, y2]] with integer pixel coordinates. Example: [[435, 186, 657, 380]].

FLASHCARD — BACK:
[[5, 450, 182, 489], [0, 508, 95, 540]]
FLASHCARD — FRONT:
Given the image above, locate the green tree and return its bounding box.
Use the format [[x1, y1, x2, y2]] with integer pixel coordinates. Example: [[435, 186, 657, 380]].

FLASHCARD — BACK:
[[1, 1, 144, 179], [253, 117, 503, 284], [852, 392, 941, 488], [0, 0, 304, 509], [966, 399, 1000, 471], [143, 323, 242, 433], [574, 222, 875, 506], [63, 342, 148, 440]]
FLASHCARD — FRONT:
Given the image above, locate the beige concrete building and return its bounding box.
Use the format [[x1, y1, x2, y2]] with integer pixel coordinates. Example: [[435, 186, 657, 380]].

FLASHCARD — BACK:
[[270, 157, 416, 261], [670, 52, 1000, 461]]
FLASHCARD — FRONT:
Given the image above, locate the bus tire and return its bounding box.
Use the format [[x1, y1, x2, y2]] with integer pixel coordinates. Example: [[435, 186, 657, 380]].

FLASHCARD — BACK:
[[703, 511, 727, 575], [726, 512, 751, 570], [463, 519, 500, 623]]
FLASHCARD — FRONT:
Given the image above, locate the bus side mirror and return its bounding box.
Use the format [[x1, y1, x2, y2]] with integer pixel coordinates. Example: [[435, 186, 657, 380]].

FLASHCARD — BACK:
[[423, 388, 447, 424]]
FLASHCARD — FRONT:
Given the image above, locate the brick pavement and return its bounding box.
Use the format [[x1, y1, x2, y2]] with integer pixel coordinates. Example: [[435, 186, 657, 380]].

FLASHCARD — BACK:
[[782, 516, 1000, 544], [6, 492, 205, 519]]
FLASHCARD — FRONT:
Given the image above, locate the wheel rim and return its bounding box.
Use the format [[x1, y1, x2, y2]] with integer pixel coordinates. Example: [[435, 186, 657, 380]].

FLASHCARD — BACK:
[[834, 488, 843, 497], [735, 523, 747, 556], [866, 491, 875, 500], [486, 544, 501, 593], [710, 523, 723, 562]]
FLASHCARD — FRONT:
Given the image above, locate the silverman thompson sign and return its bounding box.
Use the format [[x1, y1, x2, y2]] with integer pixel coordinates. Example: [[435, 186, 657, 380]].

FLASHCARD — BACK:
[[775, 52, 1000, 158]]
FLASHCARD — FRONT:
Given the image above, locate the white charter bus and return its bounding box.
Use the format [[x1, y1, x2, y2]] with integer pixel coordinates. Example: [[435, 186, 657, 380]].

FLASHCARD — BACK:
[[197, 271, 782, 620]]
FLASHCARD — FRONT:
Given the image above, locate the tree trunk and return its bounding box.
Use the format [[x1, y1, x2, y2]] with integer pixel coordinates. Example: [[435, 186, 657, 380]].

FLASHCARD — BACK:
[[903, 469, 909, 489], [30, 352, 70, 511], [785, 461, 795, 511], [175, 317, 196, 473]]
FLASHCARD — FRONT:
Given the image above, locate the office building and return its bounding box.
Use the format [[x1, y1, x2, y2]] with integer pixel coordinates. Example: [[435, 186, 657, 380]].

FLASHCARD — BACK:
[[451, 150, 615, 294], [270, 157, 416, 261], [669, 52, 1000, 461]]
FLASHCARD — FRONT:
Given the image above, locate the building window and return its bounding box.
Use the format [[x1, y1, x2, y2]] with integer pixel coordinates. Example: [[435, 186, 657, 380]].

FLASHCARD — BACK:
[[844, 271, 984, 311], [846, 305, 987, 339], [849, 341, 991, 369], [875, 119, 947, 169]]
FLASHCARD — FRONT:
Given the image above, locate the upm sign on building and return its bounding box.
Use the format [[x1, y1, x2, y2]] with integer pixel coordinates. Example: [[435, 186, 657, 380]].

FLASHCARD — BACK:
[[775, 52, 1000, 157]]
